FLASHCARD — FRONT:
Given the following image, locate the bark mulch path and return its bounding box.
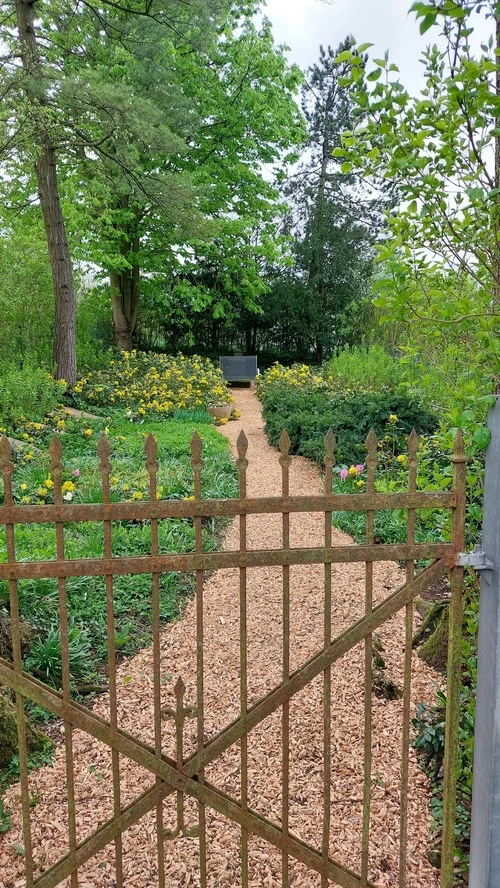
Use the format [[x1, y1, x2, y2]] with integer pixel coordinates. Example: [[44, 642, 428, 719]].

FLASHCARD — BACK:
[[0, 387, 440, 888]]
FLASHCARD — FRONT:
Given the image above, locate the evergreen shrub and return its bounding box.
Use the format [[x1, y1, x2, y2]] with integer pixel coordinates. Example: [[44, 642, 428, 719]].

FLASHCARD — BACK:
[[259, 364, 438, 466]]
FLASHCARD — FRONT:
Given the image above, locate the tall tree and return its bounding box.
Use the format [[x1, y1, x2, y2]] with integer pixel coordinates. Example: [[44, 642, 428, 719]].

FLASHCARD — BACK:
[[68, 13, 304, 349], [0, 0, 233, 372], [12, 0, 76, 382], [271, 39, 385, 361]]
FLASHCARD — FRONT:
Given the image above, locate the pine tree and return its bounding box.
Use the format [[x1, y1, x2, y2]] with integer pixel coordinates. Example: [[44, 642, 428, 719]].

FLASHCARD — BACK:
[[274, 38, 387, 361]]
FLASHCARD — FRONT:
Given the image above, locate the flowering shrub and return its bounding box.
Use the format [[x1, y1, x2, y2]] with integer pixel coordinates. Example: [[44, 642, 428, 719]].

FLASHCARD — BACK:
[[72, 351, 233, 419]]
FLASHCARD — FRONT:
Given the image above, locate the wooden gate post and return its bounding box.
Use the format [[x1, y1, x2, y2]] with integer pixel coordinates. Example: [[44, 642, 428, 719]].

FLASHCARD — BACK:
[[470, 395, 500, 888]]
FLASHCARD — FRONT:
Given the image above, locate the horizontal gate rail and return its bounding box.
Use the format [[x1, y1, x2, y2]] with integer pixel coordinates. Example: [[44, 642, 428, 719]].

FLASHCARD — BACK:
[[0, 490, 456, 525], [0, 542, 455, 580]]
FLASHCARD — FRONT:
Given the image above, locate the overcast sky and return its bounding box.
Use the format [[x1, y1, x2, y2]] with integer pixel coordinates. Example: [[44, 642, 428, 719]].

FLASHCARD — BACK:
[[262, 0, 493, 94]]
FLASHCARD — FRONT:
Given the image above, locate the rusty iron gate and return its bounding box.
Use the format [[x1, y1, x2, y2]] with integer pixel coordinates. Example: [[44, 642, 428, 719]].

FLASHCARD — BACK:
[[0, 427, 466, 888]]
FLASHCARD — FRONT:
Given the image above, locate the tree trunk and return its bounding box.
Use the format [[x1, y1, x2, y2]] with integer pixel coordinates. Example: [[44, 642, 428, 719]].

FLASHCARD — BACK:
[[16, 0, 77, 384], [110, 216, 141, 350]]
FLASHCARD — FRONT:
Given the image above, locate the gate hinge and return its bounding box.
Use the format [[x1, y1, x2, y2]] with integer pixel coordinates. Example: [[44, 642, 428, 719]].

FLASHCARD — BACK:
[[456, 545, 494, 573]]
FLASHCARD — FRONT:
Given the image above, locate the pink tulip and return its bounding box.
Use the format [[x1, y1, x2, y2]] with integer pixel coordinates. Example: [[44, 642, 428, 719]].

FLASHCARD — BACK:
[[73, 469, 80, 478], [356, 464, 364, 474], [340, 468, 348, 481]]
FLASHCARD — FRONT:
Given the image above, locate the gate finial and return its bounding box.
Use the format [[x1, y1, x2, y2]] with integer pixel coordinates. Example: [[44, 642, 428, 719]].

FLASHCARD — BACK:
[[144, 433, 158, 476], [365, 429, 378, 459], [279, 429, 291, 457], [49, 433, 63, 471], [324, 428, 336, 467], [98, 433, 112, 475], [190, 431, 203, 462], [0, 435, 13, 474], [237, 429, 248, 461], [452, 428, 467, 463]]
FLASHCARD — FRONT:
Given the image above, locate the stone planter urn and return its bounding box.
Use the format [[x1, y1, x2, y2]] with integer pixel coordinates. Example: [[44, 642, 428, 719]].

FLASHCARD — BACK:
[[207, 404, 232, 420]]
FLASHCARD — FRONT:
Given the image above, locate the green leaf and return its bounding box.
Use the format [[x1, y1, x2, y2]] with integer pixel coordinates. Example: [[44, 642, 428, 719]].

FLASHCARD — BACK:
[[357, 43, 374, 53], [420, 14, 438, 34], [340, 161, 353, 174], [335, 50, 353, 64], [473, 427, 491, 449], [367, 69, 382, 82]]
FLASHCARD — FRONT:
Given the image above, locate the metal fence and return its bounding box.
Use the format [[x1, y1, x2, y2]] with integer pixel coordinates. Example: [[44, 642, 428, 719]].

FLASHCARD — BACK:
[[0, 427, 467, 888]]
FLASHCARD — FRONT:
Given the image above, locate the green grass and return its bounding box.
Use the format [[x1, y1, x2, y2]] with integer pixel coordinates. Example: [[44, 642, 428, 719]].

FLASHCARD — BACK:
[[0, 410, 237, 681]]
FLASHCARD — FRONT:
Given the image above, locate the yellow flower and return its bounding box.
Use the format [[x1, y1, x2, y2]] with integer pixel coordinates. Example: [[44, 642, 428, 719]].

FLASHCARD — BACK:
[[348, 466, 357, 476], [21, 496, 30, 504], [20, 483, 27, 491], [37, 487, 48, 497], [122, 484, 130, 492], [132, 491, 143, 500], [397, 454, 407, 465], [111, 476, 119, 485], [62, 480, 75, 493], [389, 414, 398, 424], [45, 478, 54, 489], [84, 428, 93, 437], [356, 480, 365, 488], [183, 495, 195, 501]]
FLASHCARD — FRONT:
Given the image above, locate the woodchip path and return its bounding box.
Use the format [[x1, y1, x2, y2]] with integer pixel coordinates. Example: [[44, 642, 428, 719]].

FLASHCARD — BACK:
[[0, 387, 440, 888]]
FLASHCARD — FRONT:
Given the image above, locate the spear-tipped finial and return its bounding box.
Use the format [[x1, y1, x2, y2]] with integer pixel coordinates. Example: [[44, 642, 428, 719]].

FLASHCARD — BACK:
[[454, 428, 464, 455], [236, 429, 248, 460], [49, 434, 63, 472], [279, 429, 291, 457], [174, 676, 186, 700], [408, 428, 419, 466], [324, 428, 336, 466], [0, 435, 14, 477], [0, 435, 13, 468], [408, 428, 419, 455], [98, 433, 112, 473], [144, 433, 158, 460], [190, 431, 203, 463], [365, 429, 378, 460], [144, 433, 158, 475]]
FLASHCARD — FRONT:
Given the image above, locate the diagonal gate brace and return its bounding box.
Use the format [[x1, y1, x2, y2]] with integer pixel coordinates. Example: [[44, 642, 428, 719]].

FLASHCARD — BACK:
[[0, 559, 447, 888]]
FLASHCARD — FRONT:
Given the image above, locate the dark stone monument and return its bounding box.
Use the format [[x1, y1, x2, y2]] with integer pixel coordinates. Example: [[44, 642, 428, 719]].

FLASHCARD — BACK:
[[219, 356, 258, 382]]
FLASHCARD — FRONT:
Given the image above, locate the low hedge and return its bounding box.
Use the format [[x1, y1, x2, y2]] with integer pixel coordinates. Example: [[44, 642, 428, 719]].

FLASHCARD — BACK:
[[260, 383, 438, 466]]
